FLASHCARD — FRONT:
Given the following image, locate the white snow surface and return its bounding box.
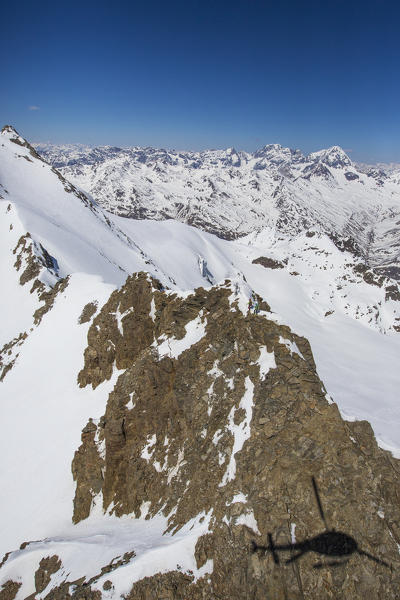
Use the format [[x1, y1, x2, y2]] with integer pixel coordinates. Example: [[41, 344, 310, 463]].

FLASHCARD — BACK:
[[0, 509, 213, 600], [156, 315, 206, 359], [229, 493, 248, 504], [0, 272, 118, 557], [220, 377, 255, 486], [0, 203, 43, 347], [291, 523, 297, 544], [141, 434, 157, 461], [235, 510, 261, 536], [254, 346, 277, 379]]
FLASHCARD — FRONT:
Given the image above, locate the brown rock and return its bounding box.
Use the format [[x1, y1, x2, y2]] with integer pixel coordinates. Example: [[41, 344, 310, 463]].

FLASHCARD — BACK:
[[0, 581, 21, 600], [34, 555, 62, 593], [72, 419, 104, 523], [73, 275, 400, 598], [252, 256, 286, 269], [79, 302, 98, 324]]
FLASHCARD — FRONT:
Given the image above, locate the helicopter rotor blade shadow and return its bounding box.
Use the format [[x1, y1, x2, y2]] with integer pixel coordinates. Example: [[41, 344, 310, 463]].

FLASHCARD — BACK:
[[312, 476, 329, 530], [268, 532, 280, 565]]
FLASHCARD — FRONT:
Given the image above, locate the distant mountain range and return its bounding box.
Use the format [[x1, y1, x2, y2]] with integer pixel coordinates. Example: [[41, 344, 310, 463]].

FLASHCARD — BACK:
[[35, 141, 400, 280]]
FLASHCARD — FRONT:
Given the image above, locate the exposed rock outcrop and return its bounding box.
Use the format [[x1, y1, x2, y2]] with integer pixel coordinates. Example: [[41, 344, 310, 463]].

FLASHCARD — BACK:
[[70, 274, 400, 598], [0, 580, 21, 600], [252, 256, 286, 269], [0, 231, 68, 380], [79, 302, 98, 324], [33, 556, 62, 595], [13, 234, 59, 289], [0, 331, 27, 381]]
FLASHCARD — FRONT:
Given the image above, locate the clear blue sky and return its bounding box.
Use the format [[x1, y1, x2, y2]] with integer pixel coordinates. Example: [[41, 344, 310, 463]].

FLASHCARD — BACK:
[[1, 0, 399, 162]]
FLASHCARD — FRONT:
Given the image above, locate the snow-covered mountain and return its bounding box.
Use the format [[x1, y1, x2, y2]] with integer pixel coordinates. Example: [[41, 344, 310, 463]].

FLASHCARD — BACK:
[[36, 141, 400, 279], [2, 126, 400, 599]]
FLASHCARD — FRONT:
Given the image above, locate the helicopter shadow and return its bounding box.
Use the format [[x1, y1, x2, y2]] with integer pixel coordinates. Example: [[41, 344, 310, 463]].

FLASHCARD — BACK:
[[252, 477, 392, 570]]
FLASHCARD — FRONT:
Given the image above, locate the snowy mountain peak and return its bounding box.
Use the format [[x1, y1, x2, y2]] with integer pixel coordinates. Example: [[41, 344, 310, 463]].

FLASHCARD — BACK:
[[2, 124, 30, 146], [223, 146, 241, 166], [309, 145, 352, 168], [34, 136, 400, 276], [254, 143, 304, 164], [1, 124, 44, 163], [1, 124, 18, 135]]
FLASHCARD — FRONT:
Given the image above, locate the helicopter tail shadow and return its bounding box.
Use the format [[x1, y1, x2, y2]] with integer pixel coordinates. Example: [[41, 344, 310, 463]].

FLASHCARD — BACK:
[[313, 560, 346, 569], [358, 549, 391, 569]]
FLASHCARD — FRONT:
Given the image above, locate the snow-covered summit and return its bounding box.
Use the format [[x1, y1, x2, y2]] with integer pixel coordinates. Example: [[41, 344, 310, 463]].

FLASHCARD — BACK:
[[2, 124, 26, 143], [254, 143, 304, 165], [308, 144, 352, 168]]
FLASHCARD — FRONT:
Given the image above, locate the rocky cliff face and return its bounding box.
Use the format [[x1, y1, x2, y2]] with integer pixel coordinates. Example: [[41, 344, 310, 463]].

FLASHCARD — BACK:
[[0, 227, 67, 382], [3, 274, 398, 599], [74, 274, 400, 599]]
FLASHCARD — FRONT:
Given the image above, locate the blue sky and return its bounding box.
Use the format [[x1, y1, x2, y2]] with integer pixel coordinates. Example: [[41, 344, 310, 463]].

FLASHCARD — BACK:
[[1, 0, 399, 162]]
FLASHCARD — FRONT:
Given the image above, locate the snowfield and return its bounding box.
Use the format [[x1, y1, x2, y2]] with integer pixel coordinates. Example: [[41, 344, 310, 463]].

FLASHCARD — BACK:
[[0, 509, 213, 600]]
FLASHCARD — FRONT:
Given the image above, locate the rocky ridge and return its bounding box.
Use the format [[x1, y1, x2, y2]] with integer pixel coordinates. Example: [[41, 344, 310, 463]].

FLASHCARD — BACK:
[[2, 273, 400, 599], [0, 222, 67, 381]]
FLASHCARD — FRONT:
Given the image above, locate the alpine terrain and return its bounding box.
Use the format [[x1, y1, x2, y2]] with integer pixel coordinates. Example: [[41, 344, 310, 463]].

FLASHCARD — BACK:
[[1, 125, 400, 599]]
